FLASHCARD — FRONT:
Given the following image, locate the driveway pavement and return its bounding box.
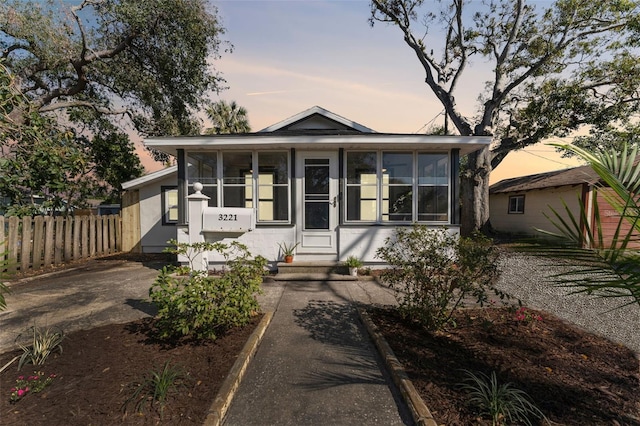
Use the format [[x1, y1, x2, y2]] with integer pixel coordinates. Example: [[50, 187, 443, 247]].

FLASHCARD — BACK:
[[0, 256, 166, 352]]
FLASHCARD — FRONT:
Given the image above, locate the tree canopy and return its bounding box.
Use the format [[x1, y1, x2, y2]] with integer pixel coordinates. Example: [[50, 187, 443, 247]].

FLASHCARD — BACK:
[[205, 100, 251, 135], [1, 55, 143, 215], [1, 0, 229, 212], [1, 0, 226, 136], [370, 0, 640, 234]]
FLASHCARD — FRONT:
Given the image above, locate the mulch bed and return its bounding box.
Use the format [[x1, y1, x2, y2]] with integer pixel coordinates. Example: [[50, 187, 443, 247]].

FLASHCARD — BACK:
[[369, 306, 640, 425], [0, 315, 261, 425]]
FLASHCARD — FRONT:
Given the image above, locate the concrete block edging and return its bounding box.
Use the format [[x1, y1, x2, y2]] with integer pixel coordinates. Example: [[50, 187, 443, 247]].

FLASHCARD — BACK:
[[203, 311, 274, 426], [358, 308, 439, 426]]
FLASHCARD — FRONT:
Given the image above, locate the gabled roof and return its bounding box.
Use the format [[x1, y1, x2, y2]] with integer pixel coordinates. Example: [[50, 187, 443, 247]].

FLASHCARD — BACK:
[[259, 105, 374, 133], [143, 106, 491, 157], [122, 166, 177, 190], [490, 163, 598, 194]]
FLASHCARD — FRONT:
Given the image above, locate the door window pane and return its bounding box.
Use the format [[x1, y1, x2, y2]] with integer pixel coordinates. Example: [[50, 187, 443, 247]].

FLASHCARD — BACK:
[[305, 203, 329, 229]]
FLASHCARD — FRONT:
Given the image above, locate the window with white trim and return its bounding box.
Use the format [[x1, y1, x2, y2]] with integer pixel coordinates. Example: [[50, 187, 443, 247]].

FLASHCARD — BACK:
[[508, 195, 525, 214], [162, 186, 178, 225], [345, 151, 449, 223]]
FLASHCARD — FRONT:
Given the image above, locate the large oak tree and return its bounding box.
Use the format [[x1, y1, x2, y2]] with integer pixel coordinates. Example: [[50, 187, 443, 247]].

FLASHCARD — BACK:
[[1, 0, 228, 210], [370, 0, 640, 235], [1, 0, 227, 156]]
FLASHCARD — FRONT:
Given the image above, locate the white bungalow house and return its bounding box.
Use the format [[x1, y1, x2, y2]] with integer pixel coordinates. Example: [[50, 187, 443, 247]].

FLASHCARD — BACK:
[[122, 106, 490, 269]]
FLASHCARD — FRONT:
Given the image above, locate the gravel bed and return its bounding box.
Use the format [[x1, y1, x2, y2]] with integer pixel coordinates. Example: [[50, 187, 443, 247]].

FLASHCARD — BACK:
[[495, 251, 640, 355]]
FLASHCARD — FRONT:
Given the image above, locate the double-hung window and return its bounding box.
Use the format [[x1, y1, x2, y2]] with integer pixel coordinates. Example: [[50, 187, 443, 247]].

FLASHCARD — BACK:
[[508, 195, 525, 214], [162, 186, 178, 225], [186, 151, 291, 223], [187, 153, 218, 206], [345, 151, 449, 223]]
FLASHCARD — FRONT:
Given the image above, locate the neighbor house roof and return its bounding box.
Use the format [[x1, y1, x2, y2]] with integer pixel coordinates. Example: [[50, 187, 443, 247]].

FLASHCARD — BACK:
[[122, 165, 177, 190], [489, 163, 599, 194]]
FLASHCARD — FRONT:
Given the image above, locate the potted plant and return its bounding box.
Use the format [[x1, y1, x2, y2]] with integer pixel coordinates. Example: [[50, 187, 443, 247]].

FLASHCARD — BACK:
[[278, 241, 299, 263], [344, 255, 363, 276]]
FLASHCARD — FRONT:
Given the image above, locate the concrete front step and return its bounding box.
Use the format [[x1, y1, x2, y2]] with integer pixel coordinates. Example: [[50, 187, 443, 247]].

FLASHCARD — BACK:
[[270, 273, 358, 282], [276, 261, 348, 275]]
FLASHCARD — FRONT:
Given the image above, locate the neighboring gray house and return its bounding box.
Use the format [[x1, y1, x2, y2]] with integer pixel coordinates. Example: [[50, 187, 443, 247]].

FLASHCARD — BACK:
[[122, 106, 490, 268]]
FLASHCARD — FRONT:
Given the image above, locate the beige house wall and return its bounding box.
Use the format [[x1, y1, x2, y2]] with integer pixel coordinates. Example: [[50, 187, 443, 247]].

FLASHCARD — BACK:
[[490, 185, 586, 236]]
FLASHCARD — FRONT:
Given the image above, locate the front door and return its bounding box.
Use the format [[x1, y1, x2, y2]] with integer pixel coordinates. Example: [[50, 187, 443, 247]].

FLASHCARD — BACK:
[[297, 151, 338, 256]]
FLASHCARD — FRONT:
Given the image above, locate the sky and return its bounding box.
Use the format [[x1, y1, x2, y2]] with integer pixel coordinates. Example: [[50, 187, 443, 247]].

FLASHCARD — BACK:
[[188, 0, 584, 184]]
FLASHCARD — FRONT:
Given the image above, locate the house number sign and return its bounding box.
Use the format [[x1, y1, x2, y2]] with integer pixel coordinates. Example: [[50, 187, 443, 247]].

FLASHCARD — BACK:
[[202, 207, 254, 232]]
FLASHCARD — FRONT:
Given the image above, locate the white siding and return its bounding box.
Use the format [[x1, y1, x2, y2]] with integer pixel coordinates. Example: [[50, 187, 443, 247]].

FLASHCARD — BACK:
[[138, 175, 178, 253], [490, 186, 584, 236]]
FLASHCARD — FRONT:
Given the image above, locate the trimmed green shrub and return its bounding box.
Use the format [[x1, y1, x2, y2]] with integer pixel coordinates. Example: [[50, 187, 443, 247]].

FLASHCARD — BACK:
[[150, 241, 267, 341], [376, 225, 501, 331]]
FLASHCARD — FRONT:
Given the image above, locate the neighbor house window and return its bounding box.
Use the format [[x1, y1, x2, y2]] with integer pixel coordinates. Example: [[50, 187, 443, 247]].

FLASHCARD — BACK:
[[162, 186, 178, 225], [508, 195, 525, 214], [345, 151, 449, 223], [186, 150, 291, 223]]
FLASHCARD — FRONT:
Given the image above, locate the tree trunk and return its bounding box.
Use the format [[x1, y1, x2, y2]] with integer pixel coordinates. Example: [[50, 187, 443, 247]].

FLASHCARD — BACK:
[[460, 146, 492, 236]]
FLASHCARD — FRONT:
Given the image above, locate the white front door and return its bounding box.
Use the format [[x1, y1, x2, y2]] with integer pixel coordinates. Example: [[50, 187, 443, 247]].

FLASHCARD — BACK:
[[297, 151, 339, 256]]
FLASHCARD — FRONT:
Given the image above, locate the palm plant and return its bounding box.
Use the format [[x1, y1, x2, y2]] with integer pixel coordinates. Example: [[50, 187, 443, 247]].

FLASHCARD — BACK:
[[535, 142, 640, 306], [204, 100, 251, 134]]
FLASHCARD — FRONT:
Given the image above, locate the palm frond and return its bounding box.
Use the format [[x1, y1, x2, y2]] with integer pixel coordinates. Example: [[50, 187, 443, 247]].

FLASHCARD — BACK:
[[530, 142, 640, 307]]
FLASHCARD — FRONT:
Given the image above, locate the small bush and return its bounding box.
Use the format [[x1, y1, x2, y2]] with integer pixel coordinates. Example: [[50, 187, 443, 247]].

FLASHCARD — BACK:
[[375, 226, 501, 331], [150, 241, 267, 341], [459, 370, 545, 426], [123, 360, 186, 419], [16, 326, 64, 369]]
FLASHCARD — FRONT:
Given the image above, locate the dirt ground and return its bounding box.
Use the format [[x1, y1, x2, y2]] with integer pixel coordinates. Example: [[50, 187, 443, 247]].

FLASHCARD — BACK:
[[2, 304, 638, 425], [0, 316, 261, 425], [370, 306, 640, 425]]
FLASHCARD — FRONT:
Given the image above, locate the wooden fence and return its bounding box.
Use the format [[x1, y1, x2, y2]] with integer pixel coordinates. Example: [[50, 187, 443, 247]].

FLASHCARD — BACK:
[[0, 214, 122, 274]]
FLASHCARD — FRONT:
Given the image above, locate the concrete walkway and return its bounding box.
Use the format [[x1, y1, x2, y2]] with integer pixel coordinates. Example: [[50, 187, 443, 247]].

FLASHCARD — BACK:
[[223, 279, 412, 426]]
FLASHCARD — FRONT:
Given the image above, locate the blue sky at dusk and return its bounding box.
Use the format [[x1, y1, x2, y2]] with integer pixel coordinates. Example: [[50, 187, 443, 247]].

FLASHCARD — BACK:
[[50, 0, 583, 180], [211, 1, 582, 182]]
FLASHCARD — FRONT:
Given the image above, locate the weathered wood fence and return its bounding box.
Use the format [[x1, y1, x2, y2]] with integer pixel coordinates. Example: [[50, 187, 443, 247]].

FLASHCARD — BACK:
[[0, 215, 122, 274]]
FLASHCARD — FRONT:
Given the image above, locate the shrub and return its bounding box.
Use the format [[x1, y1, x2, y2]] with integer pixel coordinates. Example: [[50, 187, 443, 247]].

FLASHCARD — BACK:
[[150, 241, 267, 341], [375, 226, 501, 331]]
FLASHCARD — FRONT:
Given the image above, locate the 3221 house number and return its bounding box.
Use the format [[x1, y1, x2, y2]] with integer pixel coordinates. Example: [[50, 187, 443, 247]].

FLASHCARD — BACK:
[[218, 214, 238, 221]]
